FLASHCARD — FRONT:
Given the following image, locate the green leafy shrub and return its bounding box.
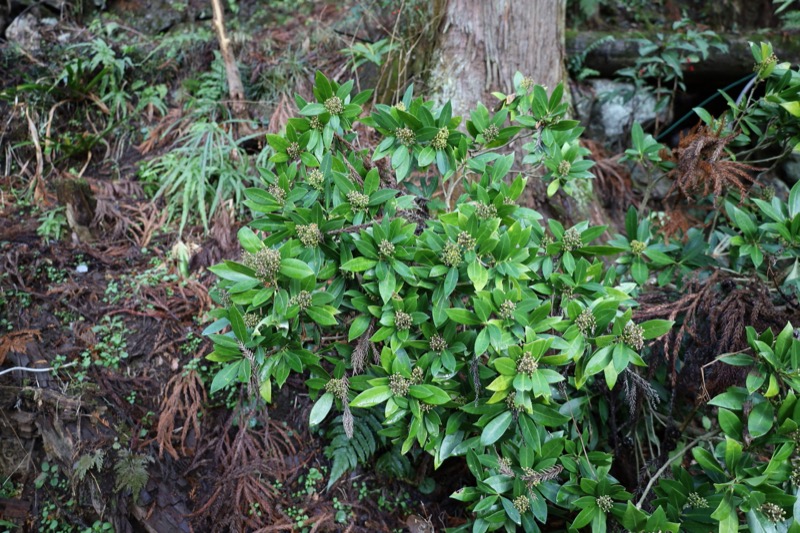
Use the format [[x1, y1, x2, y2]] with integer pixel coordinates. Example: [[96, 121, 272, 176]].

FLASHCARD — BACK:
[[205, 47, 800, 531]]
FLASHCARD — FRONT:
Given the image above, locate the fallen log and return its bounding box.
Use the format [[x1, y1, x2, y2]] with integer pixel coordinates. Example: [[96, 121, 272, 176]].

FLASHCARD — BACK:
[[567, 29, 800, 83]]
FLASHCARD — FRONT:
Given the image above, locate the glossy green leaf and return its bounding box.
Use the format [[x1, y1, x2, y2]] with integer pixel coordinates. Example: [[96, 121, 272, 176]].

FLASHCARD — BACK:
[[280, 258, 314, 279], [309, 392, 334, 426], [480, 411, 513, 446], [350, 385, 393, 407]]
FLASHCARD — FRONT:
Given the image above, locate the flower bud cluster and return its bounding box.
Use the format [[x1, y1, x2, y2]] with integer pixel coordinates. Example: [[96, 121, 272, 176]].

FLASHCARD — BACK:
[[499, 300, 516, 320], [596, 495, 613, 513], [457, 231, 476, 250], [516, 352, 538, 376], [396, 126, 416, 147], [429, 334, 447, 353], [347, 190, 370, 212], [562, 227, 582, 252], [324, 96, 343, 115], [630, 240, 646, 256], [431, 127, 450, 150], [475, 203, 497, 220], [268, 184, 286, 205], [483, 124, 499, 143], [621, 321, 645, 351], [306, 168, 324, 190], [441, 242, 462, 267], [297, 223, 322, 248], [389, 373, 410, 396], [243, 313, 260, 328], [242, 248, 281, 282], [557, 160, 571, 178], [686, 492, 708, 509], [325, 377, 349, 400], [287, 141, 302, 160], [761, 502, 785, 523], [576, 309, 596, 336], [378, 239, 395, 257], [513, 495, 530, 513], [394, 311, 413, 331], [291, 290, 312, 311]]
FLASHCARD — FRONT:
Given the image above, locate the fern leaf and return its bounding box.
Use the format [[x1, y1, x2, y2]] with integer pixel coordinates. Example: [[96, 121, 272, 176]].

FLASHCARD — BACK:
[[74, 449, 105, 481], [114, 450, 154, 503], [324, 409, 386, 489]]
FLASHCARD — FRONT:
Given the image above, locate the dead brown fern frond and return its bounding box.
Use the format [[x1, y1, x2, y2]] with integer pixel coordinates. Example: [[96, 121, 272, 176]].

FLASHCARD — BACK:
[[668, 123, 762, 202], [155, 369, 206, 460], [583, 139, 635, 212], [0, 329, 41, 366], [635, 272, 718, 387], [192, 400, 305, 532], [655, 205, 702, 242]]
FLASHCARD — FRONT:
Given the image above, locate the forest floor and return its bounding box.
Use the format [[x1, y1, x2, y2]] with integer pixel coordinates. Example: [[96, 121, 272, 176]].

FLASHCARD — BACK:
[[0, 0, 791, 531]]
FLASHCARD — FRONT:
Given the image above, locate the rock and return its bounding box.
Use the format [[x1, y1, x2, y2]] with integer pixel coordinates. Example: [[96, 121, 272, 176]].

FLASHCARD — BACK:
[[4, 11, 57, 52], [581, 79, 667, 147], [107, 0, 185, 34], [5, 13, 42, 51]]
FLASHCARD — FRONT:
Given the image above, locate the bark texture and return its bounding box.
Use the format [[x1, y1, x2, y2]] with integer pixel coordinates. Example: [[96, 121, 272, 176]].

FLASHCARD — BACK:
[[428, 0, 613, 227], [428, 0, 566, 116]]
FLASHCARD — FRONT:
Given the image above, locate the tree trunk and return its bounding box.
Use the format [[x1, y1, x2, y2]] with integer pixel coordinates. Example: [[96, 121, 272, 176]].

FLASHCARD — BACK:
[[427, 0, 613, 228], [428, 0, 567, 116]]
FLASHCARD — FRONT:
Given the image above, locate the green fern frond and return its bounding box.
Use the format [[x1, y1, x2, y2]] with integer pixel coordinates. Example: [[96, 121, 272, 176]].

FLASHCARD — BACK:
[[324, 410, 385, 489], [114, 450, 154, 503], [74, 449, 105, 482], [375, 446, 413, 480]]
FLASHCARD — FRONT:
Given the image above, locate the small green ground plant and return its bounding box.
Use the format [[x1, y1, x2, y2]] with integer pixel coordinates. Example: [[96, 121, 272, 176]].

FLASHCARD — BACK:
[[205, 41, 800, 531]]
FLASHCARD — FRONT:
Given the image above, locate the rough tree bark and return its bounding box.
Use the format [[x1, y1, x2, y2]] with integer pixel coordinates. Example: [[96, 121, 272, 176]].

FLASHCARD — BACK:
[[427, 0, 613, 226], [428, 0, 567, 116]]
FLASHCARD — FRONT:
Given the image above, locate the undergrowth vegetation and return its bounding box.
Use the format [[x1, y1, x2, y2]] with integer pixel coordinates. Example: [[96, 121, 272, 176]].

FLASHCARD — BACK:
[[205, 42, 800, 532], [3, 1, 800, 530]]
